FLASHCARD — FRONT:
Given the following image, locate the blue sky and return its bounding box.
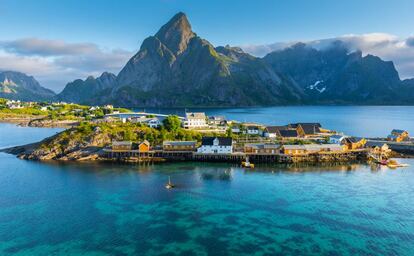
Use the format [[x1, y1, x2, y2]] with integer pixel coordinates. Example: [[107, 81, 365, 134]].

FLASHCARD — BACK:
[[1, 0, 414, 91]]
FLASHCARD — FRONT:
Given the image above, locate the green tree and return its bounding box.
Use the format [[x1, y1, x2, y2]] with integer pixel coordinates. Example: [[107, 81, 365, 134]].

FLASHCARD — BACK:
[[162, 115, 181, 132]]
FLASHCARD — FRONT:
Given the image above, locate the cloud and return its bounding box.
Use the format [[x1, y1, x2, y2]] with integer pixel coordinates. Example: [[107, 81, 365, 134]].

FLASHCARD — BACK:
[[0, 38, 100, 56], [406, 37, 414, 47], [241, 33, 414, 79], [0, 38, 134, 92]]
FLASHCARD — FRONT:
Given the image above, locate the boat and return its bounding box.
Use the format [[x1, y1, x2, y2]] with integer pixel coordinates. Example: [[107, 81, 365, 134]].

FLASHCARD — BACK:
[[165, 176, 175, 189], [241, 157, 255, 168], [386, 159, 410, 168]]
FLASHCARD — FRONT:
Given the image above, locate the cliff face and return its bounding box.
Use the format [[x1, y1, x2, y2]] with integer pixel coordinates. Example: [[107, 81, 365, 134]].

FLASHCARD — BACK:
[[56, 72, 116, 103], [0, 71, 56, 101], [263, 42, 403, 104], [109, 12, 302, 107]]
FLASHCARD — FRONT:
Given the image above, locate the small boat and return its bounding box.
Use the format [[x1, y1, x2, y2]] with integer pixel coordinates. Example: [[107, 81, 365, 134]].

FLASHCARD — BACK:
[[242, 157, 255, 168], [165, 176, 175, 189], [386, 159, 410, 168]]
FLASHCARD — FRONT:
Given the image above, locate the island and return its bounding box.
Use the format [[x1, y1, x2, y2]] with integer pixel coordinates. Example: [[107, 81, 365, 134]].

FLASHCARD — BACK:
[[1, 98, 413, 166]]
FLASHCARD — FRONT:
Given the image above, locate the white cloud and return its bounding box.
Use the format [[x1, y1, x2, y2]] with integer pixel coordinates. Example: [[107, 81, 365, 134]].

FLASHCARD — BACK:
[[241, 33, 414, 79], [0, 38, 134, 92]]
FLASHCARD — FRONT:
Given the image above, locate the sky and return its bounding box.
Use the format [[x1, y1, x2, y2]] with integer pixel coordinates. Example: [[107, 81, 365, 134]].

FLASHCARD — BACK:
[[0, 0, 414, 92]]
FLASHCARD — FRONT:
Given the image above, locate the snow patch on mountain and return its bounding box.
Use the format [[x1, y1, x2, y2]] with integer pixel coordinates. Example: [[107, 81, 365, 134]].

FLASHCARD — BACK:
[[308, 80, 326, 93]]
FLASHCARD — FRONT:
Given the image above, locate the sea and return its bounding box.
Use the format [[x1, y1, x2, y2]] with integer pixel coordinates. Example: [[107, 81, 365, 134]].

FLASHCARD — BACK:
[[0, 106, 414, 255]]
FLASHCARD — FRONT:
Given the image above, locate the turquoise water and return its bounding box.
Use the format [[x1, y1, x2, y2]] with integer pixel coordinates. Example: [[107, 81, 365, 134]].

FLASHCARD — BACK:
[[141, 106, 414, 137], [1, 105, 414, 255]]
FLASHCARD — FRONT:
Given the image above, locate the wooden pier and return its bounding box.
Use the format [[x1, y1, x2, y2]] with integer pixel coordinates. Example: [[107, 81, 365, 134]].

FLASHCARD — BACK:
[[101, 148, 368, 164]]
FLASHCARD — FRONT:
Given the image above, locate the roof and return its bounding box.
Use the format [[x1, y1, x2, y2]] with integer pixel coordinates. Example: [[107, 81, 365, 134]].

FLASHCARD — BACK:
[[279, 129, 299, 138], [186, 112, 206, 119], [299, 124, 321, 135], [139, 140, 150, 146], [391, 129, 407, 134], [283, 145, 307, 150], [345, 137, 363, 143], [265, 126, 288, 133], [330, 135, 346, 140], [208, 116, 225, 121], [283, 144, 342, 151], [112, 141, 132, 146], [245, 143, 280, 149], [163, 141, 197, 146], [201, 137, 233, 146], [289, 123, 322, 128], [247, 126, 259, 130]]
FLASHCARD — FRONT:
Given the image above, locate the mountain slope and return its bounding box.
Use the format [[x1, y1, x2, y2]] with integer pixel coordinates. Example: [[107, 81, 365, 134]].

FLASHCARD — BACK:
[[263, 42, 403, 104], [56, 12, 413, 106], [56, 72, 116, 103], [0, 71, 55, 101], [108, 12, 302, 107]]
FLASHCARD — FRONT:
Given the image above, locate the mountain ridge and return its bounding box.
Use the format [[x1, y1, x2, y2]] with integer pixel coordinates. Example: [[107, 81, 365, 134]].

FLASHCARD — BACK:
[[0, 71, 56, 101]]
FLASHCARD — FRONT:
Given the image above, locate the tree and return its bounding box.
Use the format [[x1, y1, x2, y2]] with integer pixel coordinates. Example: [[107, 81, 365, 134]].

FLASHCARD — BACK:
[[162, 115, 181, 132]]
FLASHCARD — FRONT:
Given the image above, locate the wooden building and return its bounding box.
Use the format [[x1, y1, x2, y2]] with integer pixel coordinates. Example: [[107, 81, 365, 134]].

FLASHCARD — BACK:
[[244, 143, 280, 154], [112, 141, 133, 151], [387, 129, 410, 142], [281, 144, 343, 156], [163, 141, 197, 152]]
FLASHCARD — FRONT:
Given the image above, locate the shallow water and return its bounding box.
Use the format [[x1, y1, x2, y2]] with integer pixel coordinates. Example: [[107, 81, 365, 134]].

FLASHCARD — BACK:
[[0, 123, 414, 255]]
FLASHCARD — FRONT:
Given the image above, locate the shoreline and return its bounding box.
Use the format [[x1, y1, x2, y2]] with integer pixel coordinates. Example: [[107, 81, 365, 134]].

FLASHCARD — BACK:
[[0, 116, 79, 128]]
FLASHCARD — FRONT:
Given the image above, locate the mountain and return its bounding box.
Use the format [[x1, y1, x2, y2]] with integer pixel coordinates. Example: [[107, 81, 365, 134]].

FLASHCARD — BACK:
[[263, 42, 403, 104], [56, 72, 116, 103], [0, 71, 55, 101], [58, 12, 303, 107], [56, 12, 414, 106]]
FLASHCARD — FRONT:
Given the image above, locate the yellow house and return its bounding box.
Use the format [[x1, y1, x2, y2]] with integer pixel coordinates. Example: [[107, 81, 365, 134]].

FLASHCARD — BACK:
[[138, 140, 150, 152], [388, 129, 409, 142], [342, 137, 366, 150]]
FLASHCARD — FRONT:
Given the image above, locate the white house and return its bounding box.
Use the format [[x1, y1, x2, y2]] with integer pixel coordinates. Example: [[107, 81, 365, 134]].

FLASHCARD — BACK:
[[197, 137, 233, 154], [329, 135, 347, 144], [130, 117, 161, 128], [183, 112, 207, 129], [246, 125, 262, 135]]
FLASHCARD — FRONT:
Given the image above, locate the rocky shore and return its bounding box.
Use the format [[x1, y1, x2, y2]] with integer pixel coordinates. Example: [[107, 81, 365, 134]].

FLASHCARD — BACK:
[[2, 127, 108, 161], [0, 116, 79, 128]]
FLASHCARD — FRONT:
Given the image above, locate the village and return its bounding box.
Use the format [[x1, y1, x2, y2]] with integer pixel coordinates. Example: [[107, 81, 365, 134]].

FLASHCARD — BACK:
[[101, 111, 413, 165], [1, 99, 412, 166]]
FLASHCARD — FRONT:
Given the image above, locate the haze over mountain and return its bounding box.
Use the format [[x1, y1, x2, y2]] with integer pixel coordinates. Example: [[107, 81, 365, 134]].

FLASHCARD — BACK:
[[0, 71, 56, 101]]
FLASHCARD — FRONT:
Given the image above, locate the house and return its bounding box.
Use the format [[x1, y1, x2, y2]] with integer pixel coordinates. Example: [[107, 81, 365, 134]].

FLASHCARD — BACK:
[[130, 117, 161, 128], [279, 129, 299, 139], [329, 135, 347, 144], [137, 140, 150, 152], [342, 137, 366, 150], [208, 116, 227, 126], [244, 143, 280, 154], [387, 129, 410, 142], [263, 126, 288, 138], [282, 145, 307, 155], [289, 123, 321, 137], [281, 144, 343, 156], [6, 100, 23, 109], [183, 112, 207, 129], [246, 125, 261, 135], [163, 141, 197, 152], [112, 141, 132, 151], [197, 137, 233, 154]]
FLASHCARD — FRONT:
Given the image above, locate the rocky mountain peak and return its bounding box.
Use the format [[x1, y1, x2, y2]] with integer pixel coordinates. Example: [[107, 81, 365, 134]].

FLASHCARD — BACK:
[[155, 12, 195, 55]]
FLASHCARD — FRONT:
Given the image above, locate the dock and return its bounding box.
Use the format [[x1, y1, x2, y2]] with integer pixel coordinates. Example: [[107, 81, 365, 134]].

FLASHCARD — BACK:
[[101, 148, 368, 164]]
